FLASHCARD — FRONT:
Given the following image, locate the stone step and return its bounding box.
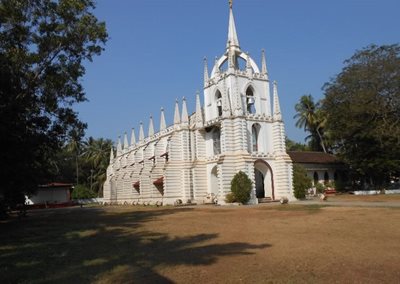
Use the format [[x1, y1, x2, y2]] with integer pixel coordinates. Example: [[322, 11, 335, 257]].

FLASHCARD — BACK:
[[258, 197, 274, 203]]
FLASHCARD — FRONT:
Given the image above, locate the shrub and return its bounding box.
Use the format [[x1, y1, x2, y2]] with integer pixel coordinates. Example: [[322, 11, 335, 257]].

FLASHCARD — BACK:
[[315, 182, 325, 194], [71, 184, 96, 199], [225, 192, 236, 203], [293, 165, 312, 199], [325, 181, 335, 188], [230, 171, 252, 204]]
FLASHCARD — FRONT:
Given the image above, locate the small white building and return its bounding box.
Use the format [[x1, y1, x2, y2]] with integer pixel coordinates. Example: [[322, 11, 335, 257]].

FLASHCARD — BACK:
[[26, 183, 73, 205], [103, 2, 294, 205]]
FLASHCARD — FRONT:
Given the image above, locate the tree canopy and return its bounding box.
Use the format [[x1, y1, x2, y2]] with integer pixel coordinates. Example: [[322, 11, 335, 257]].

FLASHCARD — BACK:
[[0, 0, 107, 206], [53, 137, 112, 197], [322, 44, 400, 186], [285, 137, 309, 152]]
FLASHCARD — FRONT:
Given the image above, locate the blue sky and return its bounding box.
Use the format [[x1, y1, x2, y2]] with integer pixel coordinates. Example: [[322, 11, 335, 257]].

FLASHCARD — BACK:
[[79, 0, 400, 143]]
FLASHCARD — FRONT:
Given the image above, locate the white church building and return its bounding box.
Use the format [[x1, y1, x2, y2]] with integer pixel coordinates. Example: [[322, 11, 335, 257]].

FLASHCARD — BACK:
[[103, 2, 294, 205]]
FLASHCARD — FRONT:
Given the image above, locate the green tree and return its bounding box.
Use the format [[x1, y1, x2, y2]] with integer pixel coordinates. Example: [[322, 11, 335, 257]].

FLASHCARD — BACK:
[[294, 95, 328, 152], [285, 137, 309, 151], [0, 0, 107, 209], [230, 171, 252, 204], [322, 44, 400, 186], [293, 164, 312, 199], [81, 137, 112, 196], [71, 184, 96, 199], [66, 128, 85, 185]]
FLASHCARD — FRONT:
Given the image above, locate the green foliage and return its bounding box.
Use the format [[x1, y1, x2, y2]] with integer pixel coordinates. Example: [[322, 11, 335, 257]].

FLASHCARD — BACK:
[[293, 165, 312, 199], [334, 179, 346, 192], [0, 0, 107, 207], [53, 137, 112, 197], [322, 44, 400, 185], [81, 137, 113, 197], [293, 95, 328, 153], [225, 192, 236, 203], [315, 183, 325, 194], [286, 137, 310, 151], [71, 184, 96, 199], [230, 171, 252, 204]]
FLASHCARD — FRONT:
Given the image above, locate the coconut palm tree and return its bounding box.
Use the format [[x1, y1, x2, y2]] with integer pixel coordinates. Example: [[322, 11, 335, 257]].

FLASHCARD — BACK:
[[294, 95, 327, 153], [66, 129, 85, 184], [81, 137, 112, 196]]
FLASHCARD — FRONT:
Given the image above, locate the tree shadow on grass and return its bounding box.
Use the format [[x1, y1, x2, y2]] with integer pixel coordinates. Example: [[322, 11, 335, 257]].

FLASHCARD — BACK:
[[0, 207, 270, 283]]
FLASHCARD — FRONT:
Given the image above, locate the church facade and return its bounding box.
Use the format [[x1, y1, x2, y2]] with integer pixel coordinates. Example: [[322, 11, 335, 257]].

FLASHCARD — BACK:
[[103, 2, 294, 205]]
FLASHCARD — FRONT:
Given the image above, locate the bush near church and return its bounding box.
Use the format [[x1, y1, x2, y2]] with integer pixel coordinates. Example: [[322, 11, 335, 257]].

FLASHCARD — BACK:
[[225, 192, 237, 203], [230, 171, 252, 204], [293, 165, 312, 199], [71, 185, 96, 199]]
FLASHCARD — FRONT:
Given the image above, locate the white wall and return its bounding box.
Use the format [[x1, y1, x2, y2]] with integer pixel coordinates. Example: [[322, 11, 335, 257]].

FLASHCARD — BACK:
[[26, 188, 70, 205]]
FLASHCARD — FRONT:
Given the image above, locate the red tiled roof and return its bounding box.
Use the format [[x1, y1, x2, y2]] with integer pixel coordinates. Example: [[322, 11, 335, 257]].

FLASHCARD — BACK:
[[39, 183, 73, 188], [288, 151, 341, 164]]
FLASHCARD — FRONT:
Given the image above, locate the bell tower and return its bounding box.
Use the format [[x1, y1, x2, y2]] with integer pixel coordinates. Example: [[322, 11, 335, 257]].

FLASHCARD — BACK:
[[203, 1, 272, 123], [201, 0, 294, 203]]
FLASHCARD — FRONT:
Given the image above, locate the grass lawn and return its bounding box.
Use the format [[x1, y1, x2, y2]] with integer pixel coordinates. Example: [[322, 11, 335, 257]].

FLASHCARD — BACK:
[[1, 202, 400, 283]]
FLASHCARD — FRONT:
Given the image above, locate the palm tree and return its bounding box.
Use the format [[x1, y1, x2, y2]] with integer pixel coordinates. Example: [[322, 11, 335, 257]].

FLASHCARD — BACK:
[[66, 129, 85, 184], [294, 95, 327, 153], [81, 137, 112, 196]]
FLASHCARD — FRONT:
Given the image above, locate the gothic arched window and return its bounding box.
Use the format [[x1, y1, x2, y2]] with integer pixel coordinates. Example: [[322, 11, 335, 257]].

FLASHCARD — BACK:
[[324, 171, 329, 185], [246, 87, 255, 114], [212, 127, 221, 155], [313, 172, 319, 185], [216, 90, 222, 117], [251, 123, 260, 152]]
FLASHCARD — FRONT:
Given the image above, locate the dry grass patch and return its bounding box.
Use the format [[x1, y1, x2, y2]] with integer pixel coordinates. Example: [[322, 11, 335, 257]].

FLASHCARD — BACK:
[[0, 204, 399, 283]]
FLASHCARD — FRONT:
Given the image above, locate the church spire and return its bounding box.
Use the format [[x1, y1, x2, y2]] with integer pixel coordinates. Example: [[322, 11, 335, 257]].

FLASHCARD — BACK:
[[139, 121, 144, 142], [227, 0, 240, 50], [148, 115, 154, 137], [181, 97, 189, 124], [130, 128, 136, 146], [203, 57, 209, 87], [195, 90, 203, 128], [160, 107, 166, 131], [109, 145, 114, 162], [123, 132, 129, 150], [273, 81, 282, 121], [261, 49, 269, 79], [116, 136, 122, 156], [174, 99, 181, 124]]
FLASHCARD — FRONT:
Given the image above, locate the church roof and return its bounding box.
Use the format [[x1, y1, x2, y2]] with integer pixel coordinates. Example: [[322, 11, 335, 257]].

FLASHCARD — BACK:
[[288, 151, 342, 164]]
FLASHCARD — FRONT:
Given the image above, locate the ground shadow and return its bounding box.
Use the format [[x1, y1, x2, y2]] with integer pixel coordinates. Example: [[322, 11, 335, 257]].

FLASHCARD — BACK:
[[0, 206, 270, 283]]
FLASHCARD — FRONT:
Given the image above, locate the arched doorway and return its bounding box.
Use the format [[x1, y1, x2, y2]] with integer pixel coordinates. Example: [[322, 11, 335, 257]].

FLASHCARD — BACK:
[[255, 169, 264, 198], [254, 160, 274, 200]]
